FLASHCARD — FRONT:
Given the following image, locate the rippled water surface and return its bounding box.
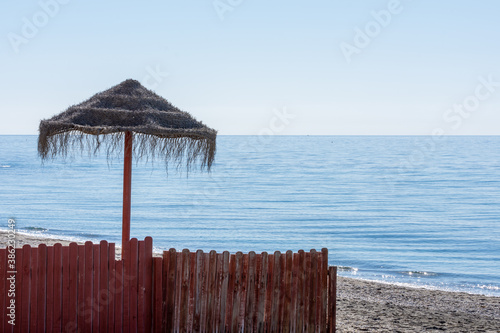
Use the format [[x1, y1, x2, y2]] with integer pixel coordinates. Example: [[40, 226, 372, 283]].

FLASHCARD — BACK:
[[1, 135, 499, 296]]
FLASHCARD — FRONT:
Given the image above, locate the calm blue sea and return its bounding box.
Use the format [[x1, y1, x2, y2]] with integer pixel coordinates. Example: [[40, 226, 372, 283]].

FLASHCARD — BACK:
[[1, 135, 499, 296]]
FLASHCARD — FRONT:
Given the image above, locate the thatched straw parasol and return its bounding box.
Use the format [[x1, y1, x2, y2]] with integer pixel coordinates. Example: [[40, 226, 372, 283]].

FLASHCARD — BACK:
[[38, 79, 217, 256]]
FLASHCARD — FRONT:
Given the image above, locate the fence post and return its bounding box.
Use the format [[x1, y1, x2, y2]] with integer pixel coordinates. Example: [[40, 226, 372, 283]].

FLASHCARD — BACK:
[[328, 266, 337, 333], [145, 237, 153, 333], [320, 248, 328, 332]]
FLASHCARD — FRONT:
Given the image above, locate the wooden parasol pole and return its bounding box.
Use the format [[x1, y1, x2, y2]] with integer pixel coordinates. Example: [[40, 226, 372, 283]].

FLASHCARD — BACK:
[[122, 131, 133, 259]]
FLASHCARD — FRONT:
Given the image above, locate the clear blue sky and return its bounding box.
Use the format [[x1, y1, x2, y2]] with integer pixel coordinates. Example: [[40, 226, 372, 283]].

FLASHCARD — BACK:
[[1, 0, 499, 135]]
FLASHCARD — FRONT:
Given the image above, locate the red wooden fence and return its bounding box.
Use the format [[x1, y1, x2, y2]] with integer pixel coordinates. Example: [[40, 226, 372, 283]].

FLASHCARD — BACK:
[[0, 237, 337, 332]]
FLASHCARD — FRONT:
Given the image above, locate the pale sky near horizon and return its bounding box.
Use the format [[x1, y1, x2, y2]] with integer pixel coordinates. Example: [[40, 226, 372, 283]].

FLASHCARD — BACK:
[[1, 0, 499, 135]]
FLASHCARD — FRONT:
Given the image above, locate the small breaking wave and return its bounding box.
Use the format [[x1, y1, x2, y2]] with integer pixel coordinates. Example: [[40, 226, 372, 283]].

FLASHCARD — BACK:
[[22, 226, 49, 232], [399, 271, 438, 277], [76, 232, 102, 239], [337, 266, 359, 272]]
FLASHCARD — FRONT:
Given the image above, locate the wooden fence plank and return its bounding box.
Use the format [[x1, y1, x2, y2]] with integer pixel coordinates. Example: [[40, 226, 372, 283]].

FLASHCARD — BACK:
[[99, 240, 109, 333], [284, 250, 293, 332], [77, 245, 85, 332], [188, 252, 196, 332], [296, 250, 305, 331], [37, 244, 47, 332], [308, 249, 318, 333], [179, 249, 190, 332], [316, 251, 323, 333], [224, 253, 236, 332], [320, 249, 328, 333], [61, 245, 70, 331], [238, 252, 248, 333], [108, 243, 116, 333], [173, 251, 182, 331], [207, 250, 217, 331], [144, 237, 153, 333], [137, 240, 146, 333], [20, 245, 31, 333], [122, 240, 130, 333], [83, 241, 93, 333], [67, 243, 78, 332], [172, 249, 182, 332], [54, 243, 63, 332], [290, 252, 299, 333], [252, 253, 261, 333], [282, 250, 292, 333], [328, 266, 337, 333], [29, 247, 38, 333], [19, 246, 30, 333], [164, 249, 175, 332], [278, 251, 286, 330], [255, 252, 267, 332], [213, 252, 222, 332], [200, 252, 210, 332], [129, 238, 139, 333], [231, 252, 243, 332], [305, 251, 313, 332], [271, 251, 281, 332], [114, 260, 124, 333], [152, 257, 163, 333], [13, 248, 23, 333], [244, 251, 256, 332], [193, 250, 203, 332], [166, 249, 177, 332], [254, 253, 262, 332], [264, 253, 274, 332], [92, 244, 100, 333], [219, 251, 230, 333], [160, 251, 169, 332]]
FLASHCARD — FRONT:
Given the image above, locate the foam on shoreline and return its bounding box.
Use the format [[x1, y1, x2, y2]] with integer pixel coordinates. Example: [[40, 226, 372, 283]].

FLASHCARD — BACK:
[[2, 229, 94, 244]]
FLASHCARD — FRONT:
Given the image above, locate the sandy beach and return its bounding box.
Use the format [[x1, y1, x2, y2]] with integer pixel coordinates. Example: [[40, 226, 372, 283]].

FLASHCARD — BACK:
[[1, 230, 85, 248], [2, 231, 499, 332], [337, 277, 500, 332]]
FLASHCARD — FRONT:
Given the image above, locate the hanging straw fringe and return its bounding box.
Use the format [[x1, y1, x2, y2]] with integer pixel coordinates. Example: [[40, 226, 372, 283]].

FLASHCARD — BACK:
[[38, 131, 216, 171], [37, 79, 217, 172]]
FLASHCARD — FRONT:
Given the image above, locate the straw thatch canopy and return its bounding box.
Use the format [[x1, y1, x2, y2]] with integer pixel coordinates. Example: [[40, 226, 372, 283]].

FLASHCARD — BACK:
[[38, 79, 217, 170]]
